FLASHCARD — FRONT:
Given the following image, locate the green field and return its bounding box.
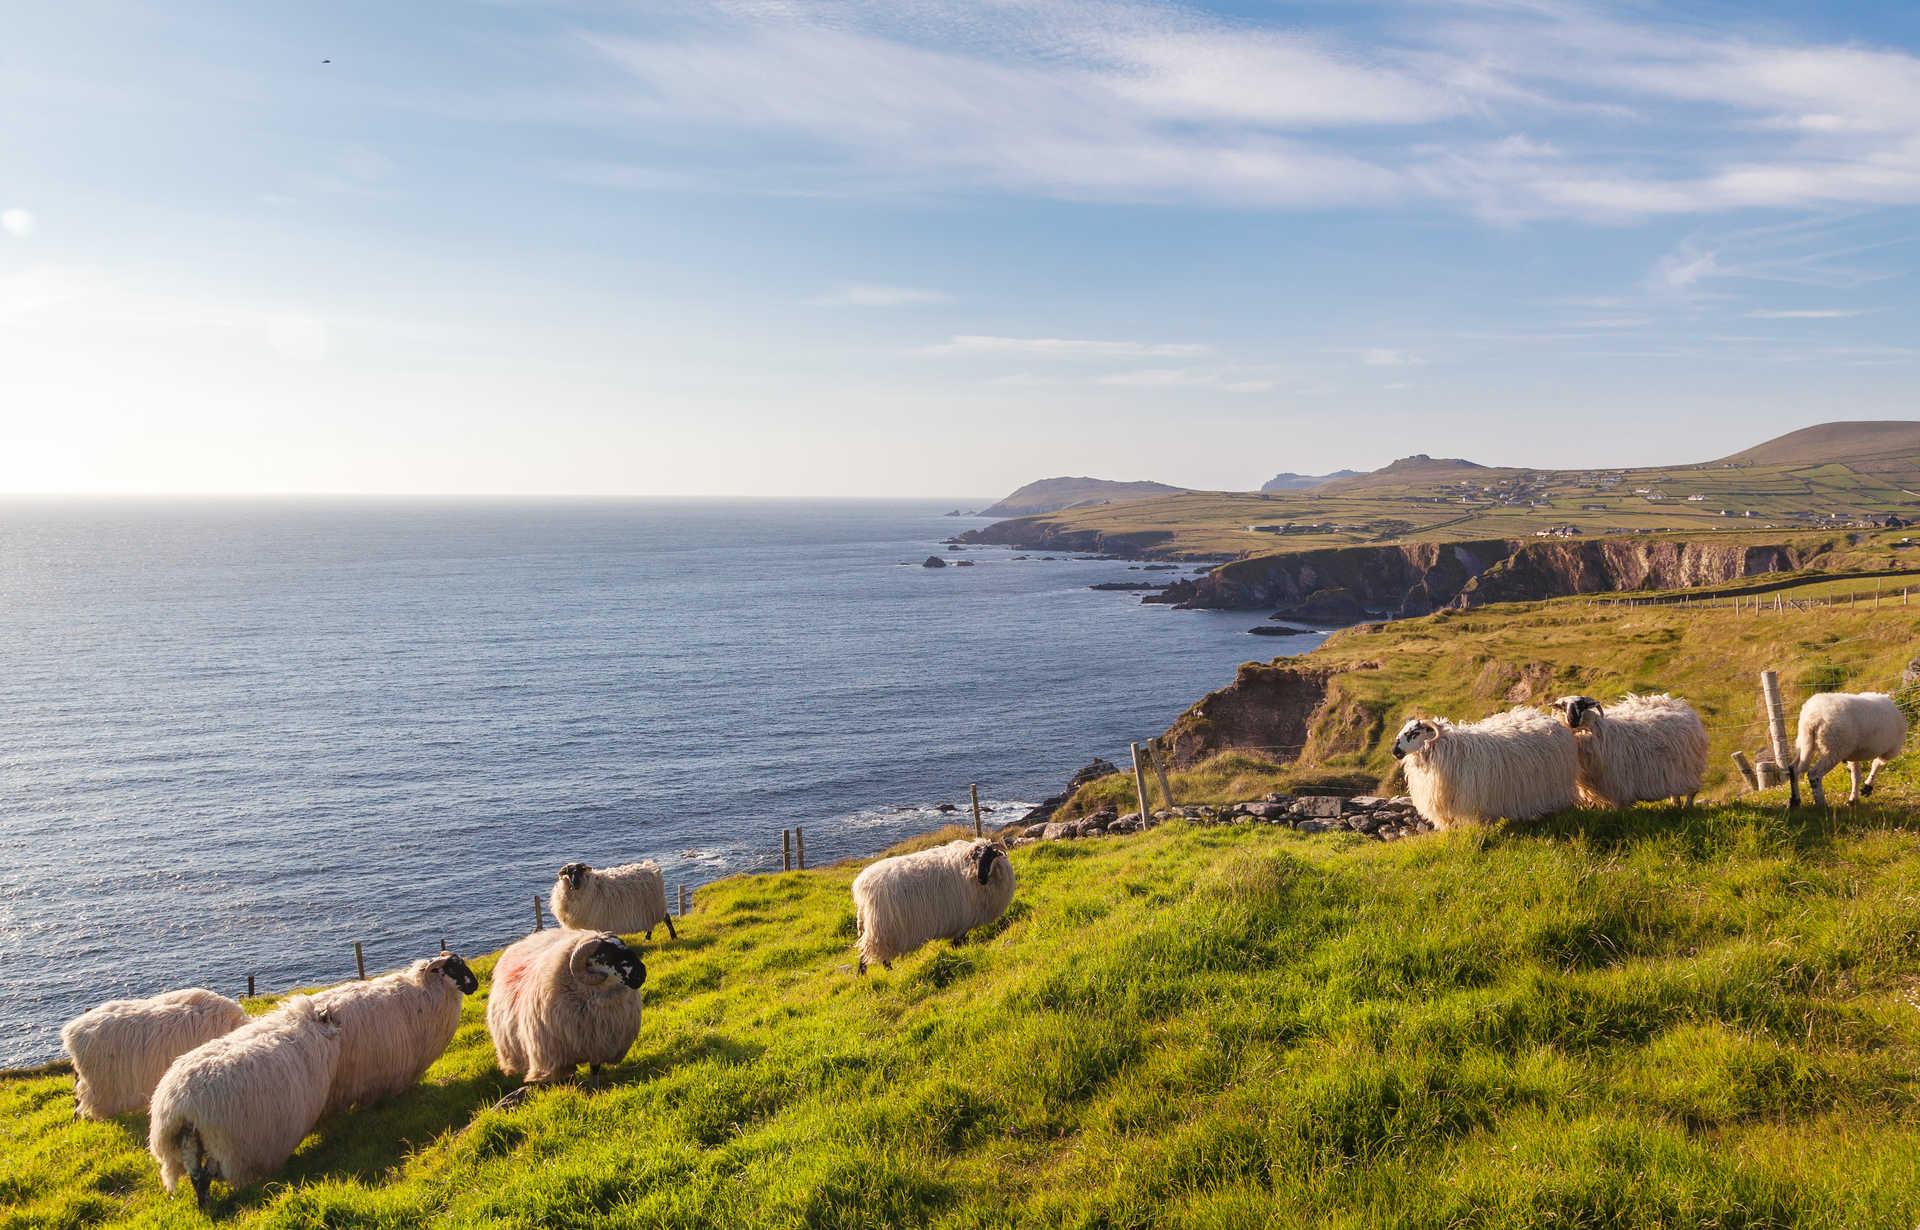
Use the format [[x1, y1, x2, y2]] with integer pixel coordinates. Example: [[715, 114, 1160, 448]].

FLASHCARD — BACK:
[[987, 446, 1920, 558]]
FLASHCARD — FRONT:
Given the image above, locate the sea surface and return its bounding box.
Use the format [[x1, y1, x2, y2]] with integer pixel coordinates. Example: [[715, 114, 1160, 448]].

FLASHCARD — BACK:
[[0, 499, 1323, 1065]]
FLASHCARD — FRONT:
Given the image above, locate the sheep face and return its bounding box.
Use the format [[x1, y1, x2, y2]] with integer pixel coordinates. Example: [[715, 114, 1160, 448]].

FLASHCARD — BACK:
[[428, 953, 479, 995], [582, 937, 646, 989], [1391, 719, 1440, 760], [964, 844, 1003, 885], [559, 862, 592, 889], [1553, 696, 1604, 730]]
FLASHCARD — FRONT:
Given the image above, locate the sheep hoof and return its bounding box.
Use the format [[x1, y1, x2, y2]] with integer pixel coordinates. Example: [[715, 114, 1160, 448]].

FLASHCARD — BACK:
[[491, 1085, 533, 1112]]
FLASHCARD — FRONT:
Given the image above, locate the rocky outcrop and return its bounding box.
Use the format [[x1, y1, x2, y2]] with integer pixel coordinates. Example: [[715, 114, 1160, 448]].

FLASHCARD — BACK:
[[1159, 663, 1338, 770], [954, 517, 1181, 558], [1451, 540, 1808, 606], [1009, 758, 1123, 831], [1160, 539, 1516, 616]]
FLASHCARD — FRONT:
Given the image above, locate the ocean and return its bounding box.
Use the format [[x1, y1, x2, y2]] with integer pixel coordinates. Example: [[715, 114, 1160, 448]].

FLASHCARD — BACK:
[[0, 498, 1322, 1065]]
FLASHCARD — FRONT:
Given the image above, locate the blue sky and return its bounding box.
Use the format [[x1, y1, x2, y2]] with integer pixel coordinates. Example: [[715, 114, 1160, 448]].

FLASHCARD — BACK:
[[4, 0, 1919, 495]]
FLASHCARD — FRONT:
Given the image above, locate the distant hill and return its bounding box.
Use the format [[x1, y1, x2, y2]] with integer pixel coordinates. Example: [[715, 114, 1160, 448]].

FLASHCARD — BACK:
[[978, 477, 1187, 518], [1260, 470, 1361, 492], [1315, 454, 1489, 492], [1711, 421, 1920, 468]]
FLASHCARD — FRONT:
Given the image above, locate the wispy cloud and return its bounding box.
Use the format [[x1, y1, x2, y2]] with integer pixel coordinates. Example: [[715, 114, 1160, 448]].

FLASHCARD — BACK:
[[1358, 348, 1423, 367], [922, 335, 1212, 359], [1745, 308, 1869, 319], [567, 0, 1920, 222], [1095, 368, 1272, 391], [810, 283, 950, 308]]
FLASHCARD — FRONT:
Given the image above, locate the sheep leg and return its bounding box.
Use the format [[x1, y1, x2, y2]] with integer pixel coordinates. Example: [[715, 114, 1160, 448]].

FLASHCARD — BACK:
[[1848, 761, 1862, 804], [662, 915, 678, 940], [1805, 755, 1833, 808], [1862, 758, 1887, 798], [186, 1132, 214, 1212], [857, 956, 867, 976]]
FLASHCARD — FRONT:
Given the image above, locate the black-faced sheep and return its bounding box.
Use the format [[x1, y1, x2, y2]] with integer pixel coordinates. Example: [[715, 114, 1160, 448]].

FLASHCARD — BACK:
[[62, 988, 249, 1121], [1795, 691, 1908, 806], [1390, 706, 1578, 829], [552, 861, 678, 940], [148, 995, 341, 1210], [309, 952, 478, 1115], [486, 929, 646, 1087], [850, 839, 1015, 973], [1553, 693, 1709, 808]]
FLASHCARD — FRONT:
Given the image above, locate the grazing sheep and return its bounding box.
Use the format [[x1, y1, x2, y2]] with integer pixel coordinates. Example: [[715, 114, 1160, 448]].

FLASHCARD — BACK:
[[850, 839, 1015, 973], [62, 988, 249, 1120], [310, 952, 478, 1115], [552, 861, 678, 940], [1553, 693, 1709, 809], [1795, 691, 1908, 806], [486, 929, 646, 1087], [148, 995, 341, 1210], [1390, 706, 1579, 830]]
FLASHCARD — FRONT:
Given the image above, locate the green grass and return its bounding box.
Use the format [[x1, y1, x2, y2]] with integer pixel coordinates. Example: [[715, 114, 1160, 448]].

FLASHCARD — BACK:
[[10, 791, 1920, 1227], [991, 450, 1920, 558]]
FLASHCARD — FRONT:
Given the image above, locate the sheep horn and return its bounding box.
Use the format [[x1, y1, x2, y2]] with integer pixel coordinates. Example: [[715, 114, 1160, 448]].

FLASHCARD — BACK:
[[569, 934, 620, 983]]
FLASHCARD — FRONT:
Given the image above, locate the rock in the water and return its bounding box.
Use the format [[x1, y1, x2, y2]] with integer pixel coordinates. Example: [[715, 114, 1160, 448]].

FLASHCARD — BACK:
[[922, 556, 948, 568], [936, 802, 957, 812], [1248, 625, 1317, 636]]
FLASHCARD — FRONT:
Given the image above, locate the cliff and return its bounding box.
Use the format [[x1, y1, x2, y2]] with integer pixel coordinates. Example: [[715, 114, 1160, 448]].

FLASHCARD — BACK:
[[954, 516, 1181, 557], [1158, 534, 1833, 614]]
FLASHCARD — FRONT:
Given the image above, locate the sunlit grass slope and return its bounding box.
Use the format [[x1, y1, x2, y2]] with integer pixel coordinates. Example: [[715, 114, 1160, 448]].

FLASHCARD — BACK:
[[9, 791, 1920, 1227]]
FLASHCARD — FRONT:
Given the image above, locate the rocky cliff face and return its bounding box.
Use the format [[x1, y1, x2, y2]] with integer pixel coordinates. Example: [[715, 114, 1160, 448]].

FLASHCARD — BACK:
[[953, 517, 1178, 557], [1452, 540, 1808, 606], [1162, 536, 1819, 613], [1160, 663, 1336, 769], [1157, 540, 1517, 616]]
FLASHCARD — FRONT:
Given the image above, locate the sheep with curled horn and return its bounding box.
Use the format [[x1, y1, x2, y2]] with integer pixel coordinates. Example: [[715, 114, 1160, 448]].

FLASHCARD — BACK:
[[1552, 693, 1708, 809], [148, 995, 341, 1210], [551, 861, 677, 940], [850, 839, 1015, 973], [1390, 706, 1578, 830], [1795, 691, 1907, 807], [486, 929, 645, 1099], [63, 988, 249, 1121], [309, 951, 478, 1115]]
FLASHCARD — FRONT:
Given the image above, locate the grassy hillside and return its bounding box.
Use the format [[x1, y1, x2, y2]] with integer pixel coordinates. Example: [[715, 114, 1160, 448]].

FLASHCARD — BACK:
[[976, 425, 1920, 558], [977, 477, 1188, 519], [10, 794, 1920, 1228], [1064, 570, 1920, 815]]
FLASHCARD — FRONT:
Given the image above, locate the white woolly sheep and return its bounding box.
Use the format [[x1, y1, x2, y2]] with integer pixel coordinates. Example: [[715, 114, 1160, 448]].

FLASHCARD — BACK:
[[850, 839, 1015, 973], [1390, 706, 1579, 830], [1553, 693, 1709, 809], [62, 988, 249, 1121], [1795, 691, 1908, 806], [552, 861, 678, 940], [148, 995, 341, 1210], [486, 929, 646, 1089], [309, 952, 478, 1115]]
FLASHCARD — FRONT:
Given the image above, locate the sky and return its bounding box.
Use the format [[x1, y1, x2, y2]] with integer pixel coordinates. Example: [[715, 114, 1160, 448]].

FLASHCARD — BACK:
[[4, 0, 1920, 497]]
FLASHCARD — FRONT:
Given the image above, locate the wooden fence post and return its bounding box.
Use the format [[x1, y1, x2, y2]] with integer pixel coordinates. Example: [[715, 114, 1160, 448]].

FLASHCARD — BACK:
[[783, 829, 792, 872], [1130, 742, 1152, 821], [970, 783, 982, 836], [534, 895, 543, 931], [247, 975, 255, 998], [679, 884, 688, 918], [354, 941, 366, 981], [1761, 670, 1798, 808], [796, 825, 806, 870], [1148, 741, 1176, 810], [1730, 750, 1758, 792]]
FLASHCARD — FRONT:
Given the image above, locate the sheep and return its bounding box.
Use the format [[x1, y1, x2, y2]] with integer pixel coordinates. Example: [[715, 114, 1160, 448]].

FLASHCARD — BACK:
[[850, 839, 1015, 973], [309, 952, 478, 1115], [62, 988, 249, 1121], [148, 995, 341, 1210], [1795, 691, 1908, 806], [1552, 693, 1709, 809], [1389, 706, 1579, 830], [551, 861, 678, 940], [486, 929, 646, 1092]]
